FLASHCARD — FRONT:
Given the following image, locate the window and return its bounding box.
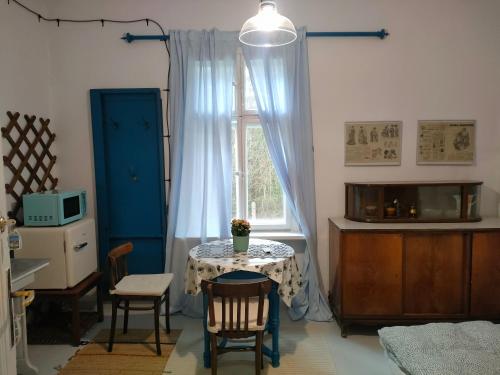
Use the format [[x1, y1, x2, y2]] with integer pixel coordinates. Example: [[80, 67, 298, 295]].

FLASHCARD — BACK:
[[232, 52, 294, 231]]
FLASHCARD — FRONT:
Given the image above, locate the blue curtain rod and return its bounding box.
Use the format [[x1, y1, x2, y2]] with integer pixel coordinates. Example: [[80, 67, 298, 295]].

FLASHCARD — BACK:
[[121, 29, 389, 43]]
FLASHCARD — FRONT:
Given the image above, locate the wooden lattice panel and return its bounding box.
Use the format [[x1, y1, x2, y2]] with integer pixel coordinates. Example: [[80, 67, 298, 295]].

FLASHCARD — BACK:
[[2, 111, 58, 219]]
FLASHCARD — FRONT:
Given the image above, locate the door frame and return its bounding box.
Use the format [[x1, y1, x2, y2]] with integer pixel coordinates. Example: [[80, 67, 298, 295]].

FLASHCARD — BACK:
[[0, 125, 15, 374], [90, 88, 167, 279]]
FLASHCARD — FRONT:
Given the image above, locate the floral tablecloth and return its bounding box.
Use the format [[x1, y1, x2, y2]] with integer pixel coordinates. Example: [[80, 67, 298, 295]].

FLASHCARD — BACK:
[[185, 239, 302, 306]]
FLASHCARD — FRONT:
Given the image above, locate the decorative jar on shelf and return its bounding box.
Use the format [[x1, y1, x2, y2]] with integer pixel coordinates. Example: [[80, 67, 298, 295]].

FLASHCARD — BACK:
[[231, 219, 251, 253]]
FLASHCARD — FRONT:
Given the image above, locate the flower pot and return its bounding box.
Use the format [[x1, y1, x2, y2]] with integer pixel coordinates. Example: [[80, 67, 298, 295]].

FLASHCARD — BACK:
[[233, 235, 249, 253]]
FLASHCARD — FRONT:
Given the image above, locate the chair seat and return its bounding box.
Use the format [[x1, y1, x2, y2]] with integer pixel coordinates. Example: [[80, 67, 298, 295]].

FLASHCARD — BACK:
[[207, 296, 269, 333], [110, 273, 173, 296]]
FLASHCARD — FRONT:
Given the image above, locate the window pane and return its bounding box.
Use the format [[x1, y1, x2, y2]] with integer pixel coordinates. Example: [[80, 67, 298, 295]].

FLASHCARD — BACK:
[[231, 120, 238, 218], [244, 67, 258, 112], [246, 123, 285, 225]]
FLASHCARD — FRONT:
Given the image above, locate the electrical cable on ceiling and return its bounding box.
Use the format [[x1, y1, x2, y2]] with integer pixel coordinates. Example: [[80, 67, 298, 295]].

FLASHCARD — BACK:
[[7, 0, 173, 187]]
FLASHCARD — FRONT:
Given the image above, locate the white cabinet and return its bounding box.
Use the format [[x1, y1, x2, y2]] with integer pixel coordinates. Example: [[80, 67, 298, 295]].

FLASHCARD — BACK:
[[16, 218, 97, 289]]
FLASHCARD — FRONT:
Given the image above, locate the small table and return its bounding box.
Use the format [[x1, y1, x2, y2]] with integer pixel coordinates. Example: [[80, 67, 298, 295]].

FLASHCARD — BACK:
[[34, 271, 104, 346], [185, 239, 302, 368], [11, 258, 50, 375], [11, 258, 50, 292]]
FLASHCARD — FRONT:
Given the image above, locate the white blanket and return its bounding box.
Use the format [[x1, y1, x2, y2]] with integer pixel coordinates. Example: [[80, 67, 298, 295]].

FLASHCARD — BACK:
[[378, 321, 500, 375]]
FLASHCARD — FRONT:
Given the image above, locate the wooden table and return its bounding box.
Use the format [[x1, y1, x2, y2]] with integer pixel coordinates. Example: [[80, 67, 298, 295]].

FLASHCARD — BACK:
[[34, 272, 104, 346], [185, 239, 302, 368]]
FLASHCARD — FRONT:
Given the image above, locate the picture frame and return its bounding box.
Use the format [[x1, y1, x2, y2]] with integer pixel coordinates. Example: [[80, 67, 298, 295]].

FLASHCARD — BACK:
[[416, 120, 475, 165], [344, 121, 402, 166]]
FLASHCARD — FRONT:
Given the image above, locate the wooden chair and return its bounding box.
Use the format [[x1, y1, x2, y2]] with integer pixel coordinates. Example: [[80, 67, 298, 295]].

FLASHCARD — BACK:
[[201, 278, 272, 375], [107, 242, 173, 355]]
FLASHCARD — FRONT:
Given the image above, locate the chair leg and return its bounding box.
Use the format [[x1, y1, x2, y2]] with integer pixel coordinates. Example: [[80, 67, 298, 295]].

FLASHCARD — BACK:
[[210, 333, 217, 375], [260, 331, 264, 370], [108, 297, 118, 352], [165, 289, 171, 334], [255, 332, 262, 375], [123, 300, 130, 334], [71, 297, 80, 346], [96, 283, 104, 322], [154, 298, 161, 356]]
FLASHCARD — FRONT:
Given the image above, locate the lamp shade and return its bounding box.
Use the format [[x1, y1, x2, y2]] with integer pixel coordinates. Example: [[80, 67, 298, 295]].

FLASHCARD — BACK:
[[239, 1, 297, 47]]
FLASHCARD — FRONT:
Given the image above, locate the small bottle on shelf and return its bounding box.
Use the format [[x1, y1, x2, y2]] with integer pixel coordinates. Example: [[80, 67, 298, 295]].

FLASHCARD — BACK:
[[409, 204, 417, 218], [393, 199, 400, 217]]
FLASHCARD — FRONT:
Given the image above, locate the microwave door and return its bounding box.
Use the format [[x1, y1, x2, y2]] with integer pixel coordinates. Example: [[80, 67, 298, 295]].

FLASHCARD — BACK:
[[62, 195, 80, 221]]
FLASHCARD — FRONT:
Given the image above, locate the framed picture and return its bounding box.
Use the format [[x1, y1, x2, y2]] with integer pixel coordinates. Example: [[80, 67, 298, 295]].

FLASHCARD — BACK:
[[344, 121, 402, 166], [417, 120, 475, 165]]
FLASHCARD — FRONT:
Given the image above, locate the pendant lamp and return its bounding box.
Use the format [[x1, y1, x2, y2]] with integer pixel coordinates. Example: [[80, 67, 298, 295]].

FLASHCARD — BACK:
[[239, 0, 297, 47]]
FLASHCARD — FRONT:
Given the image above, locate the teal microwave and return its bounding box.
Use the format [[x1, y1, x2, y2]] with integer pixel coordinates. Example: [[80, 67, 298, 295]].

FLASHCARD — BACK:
[[23, 190, 87, 226]]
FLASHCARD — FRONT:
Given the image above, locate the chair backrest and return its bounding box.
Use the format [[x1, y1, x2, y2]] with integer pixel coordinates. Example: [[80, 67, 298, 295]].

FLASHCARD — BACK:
[[201, 278, 272, 336], [108, 242, 133, 291]]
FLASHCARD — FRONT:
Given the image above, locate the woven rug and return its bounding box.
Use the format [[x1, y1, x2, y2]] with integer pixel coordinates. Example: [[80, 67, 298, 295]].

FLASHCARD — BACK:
[[57, 329, 181, 375], [92, 329, 181, 344]]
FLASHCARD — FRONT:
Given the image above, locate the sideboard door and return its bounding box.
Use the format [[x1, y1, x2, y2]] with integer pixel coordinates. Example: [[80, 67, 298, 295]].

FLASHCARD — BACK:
[[342, 233, 403, 316], [471, 232, 500, 317], [404, 233, 467, 316]]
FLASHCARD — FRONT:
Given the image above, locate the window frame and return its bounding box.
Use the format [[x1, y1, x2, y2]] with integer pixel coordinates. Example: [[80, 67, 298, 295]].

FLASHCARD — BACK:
[[232, 50, 295, 232]]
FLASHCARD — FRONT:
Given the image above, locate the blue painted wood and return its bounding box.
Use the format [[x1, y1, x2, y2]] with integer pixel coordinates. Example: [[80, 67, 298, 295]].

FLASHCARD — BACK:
[[307, 29, 389, 39], [109, 238, 164, 274], [203, 271, 281, 368], [90, 91, 110, 283], [268, 281, 280, 367], [203, 292, 210, 368], [121, 28, 389, 43], [122, 33, 168, 42], [90, 88, 166, 277]]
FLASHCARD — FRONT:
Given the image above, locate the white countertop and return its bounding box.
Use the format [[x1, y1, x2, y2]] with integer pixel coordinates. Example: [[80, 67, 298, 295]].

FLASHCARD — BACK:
[[11, 258, 50, 291], [330, 217, 500, 231]]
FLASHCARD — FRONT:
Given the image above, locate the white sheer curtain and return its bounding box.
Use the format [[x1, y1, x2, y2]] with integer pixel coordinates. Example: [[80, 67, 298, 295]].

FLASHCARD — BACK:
[[165, 30, 238, 316], [242, 28, 332, 321]]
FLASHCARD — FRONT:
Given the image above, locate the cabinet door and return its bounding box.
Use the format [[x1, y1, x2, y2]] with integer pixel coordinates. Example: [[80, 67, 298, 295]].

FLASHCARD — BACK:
[[404, 233, 467, 315], [471, 232, 500, 317], [343, 233, 403, 316]]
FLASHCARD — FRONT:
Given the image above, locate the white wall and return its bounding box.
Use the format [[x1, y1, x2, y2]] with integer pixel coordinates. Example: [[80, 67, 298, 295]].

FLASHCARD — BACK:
[[0, 1, 52, 372], [0, 0, 52, 117], [307, 0, 500, 289], [0, 0, 55, 214], [31, 0, 500, 292], [496, 65, 500, 215]]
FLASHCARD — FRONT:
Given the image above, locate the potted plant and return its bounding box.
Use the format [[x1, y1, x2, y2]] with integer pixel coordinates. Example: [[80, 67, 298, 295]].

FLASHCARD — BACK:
[[231, 219, 251, 253]]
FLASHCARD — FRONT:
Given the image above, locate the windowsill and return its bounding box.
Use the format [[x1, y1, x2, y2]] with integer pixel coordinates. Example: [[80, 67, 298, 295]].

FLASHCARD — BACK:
[[250, 231, 305, 241]]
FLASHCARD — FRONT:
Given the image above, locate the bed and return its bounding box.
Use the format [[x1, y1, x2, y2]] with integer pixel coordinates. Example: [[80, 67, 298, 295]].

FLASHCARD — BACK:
[[378, 321, 500, 375]]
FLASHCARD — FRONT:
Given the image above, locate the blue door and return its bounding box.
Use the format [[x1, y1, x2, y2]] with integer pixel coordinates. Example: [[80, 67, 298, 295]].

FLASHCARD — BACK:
[[90, 89, 166, 276]]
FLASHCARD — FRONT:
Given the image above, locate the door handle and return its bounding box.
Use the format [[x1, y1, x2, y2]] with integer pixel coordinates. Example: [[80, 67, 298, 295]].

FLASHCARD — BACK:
[[73, 242, 88, 251], [0, 216, 15, 233]]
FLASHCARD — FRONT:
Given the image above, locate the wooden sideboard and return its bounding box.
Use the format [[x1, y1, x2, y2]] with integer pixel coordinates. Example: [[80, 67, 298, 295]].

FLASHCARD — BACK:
[[329, 217, 500, 337]]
